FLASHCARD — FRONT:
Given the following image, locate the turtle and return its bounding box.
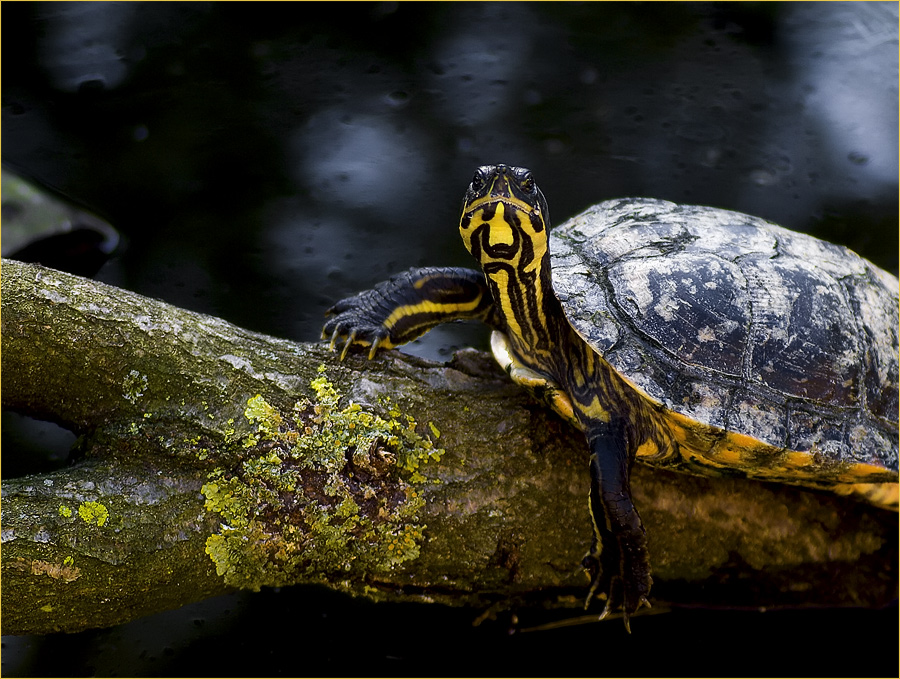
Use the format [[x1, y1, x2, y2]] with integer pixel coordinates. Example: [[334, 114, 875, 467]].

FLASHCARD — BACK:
[[323, 164, 900, 629]]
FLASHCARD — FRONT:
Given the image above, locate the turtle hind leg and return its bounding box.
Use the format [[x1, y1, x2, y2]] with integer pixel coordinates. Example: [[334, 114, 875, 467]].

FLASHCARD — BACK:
[[583, 418, 652, 632]]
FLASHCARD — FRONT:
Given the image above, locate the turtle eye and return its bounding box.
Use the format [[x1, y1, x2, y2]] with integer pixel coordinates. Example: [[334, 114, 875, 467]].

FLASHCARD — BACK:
[[520, 172, 535, 194]]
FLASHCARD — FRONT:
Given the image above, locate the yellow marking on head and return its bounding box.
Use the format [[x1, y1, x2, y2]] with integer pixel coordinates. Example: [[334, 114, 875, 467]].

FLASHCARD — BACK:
[[464, 193, 536, 217], [485, 203, 516, 248], [462, 198, 548, 258]]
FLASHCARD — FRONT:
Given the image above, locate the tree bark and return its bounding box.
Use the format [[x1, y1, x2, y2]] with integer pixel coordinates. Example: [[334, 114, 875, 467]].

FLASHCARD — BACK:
[[2, 258, 896, 635]]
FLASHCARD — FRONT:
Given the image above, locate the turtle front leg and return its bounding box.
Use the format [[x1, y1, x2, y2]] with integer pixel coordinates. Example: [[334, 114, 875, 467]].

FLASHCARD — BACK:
[[324, 266, 498, 359], [582, 418, 652, 632]]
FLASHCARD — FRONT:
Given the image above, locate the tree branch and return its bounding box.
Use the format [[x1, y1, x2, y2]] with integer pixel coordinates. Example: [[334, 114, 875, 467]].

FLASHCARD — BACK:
[[2, 259, 895, 635]]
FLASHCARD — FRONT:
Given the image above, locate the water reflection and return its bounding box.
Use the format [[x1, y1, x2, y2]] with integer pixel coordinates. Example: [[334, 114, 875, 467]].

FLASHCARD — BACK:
[[782, 2, 898, 190], [37, 2, 135, 92], [292, 109, 429, 217], [428, 4, 538, 128]]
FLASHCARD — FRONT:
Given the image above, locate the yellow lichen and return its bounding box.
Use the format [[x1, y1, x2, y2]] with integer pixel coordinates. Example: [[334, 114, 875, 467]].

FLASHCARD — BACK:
[[77, 501, 108, 527], [200, 369, 444, 592], [245, 394, 283, 432]]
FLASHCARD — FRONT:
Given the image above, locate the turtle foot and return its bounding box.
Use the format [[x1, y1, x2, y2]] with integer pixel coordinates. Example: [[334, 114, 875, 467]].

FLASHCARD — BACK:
[[323, 288, 397, 360], [582, 549, 652, 633], [322, 267, 494, 360]]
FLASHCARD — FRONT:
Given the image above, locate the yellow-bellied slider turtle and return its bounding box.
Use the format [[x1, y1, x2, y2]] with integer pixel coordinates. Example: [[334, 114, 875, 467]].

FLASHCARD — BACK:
[[324, 164, 899, 629]]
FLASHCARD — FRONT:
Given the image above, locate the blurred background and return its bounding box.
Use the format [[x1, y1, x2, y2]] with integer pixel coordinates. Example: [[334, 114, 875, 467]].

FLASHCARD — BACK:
[[2, 2, 897, 676]]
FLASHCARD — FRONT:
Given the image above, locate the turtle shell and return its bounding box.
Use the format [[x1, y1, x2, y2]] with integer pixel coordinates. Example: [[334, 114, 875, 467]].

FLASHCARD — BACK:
[[550, 198, 899, 493]]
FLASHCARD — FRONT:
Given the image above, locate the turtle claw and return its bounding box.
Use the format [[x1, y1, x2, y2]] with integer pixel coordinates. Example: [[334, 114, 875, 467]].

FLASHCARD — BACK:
[[328, 327, 341, 352], [367, 336, 383, 360], [339, 330, 357, 361], [586, 588, 635, 634], [581, 548, 651, 632], [620, 596, 652, 634], [323, 292, 397, 361], [588, 589, 646, 634], [597, 599, 612, 622], [325, 322, 390, 362]]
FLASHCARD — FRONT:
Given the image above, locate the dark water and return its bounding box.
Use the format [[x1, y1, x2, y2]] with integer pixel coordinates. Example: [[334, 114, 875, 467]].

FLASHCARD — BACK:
[[2, 2, 897, 676]]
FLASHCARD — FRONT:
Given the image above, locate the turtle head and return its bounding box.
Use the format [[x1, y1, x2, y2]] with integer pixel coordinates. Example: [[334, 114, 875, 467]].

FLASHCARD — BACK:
[[459, 164, 551, 270]]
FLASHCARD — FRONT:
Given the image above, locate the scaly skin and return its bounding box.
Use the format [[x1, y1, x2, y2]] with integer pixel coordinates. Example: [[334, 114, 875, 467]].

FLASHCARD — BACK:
[[324, 165, 655, 630]]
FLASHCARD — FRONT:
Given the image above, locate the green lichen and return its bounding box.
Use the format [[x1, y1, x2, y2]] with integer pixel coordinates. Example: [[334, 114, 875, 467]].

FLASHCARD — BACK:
[[245, 394, 283, 435], [241, 394, 283, 448], [77, 501, 109, 527], [201, 368, 444, 593], [58, 505, 72, 518]]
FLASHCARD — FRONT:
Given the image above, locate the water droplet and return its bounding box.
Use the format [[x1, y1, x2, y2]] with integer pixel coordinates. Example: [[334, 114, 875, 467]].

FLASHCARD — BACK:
[[748, 168, 777, 186]]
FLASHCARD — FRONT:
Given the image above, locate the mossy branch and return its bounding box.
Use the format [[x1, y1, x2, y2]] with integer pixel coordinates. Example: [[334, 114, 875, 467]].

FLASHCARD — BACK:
[[2, 259, 896, 635]]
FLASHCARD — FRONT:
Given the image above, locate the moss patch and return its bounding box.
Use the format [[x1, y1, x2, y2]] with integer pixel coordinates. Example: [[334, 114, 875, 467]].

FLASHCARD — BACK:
[[201, 367, 443, 593]]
